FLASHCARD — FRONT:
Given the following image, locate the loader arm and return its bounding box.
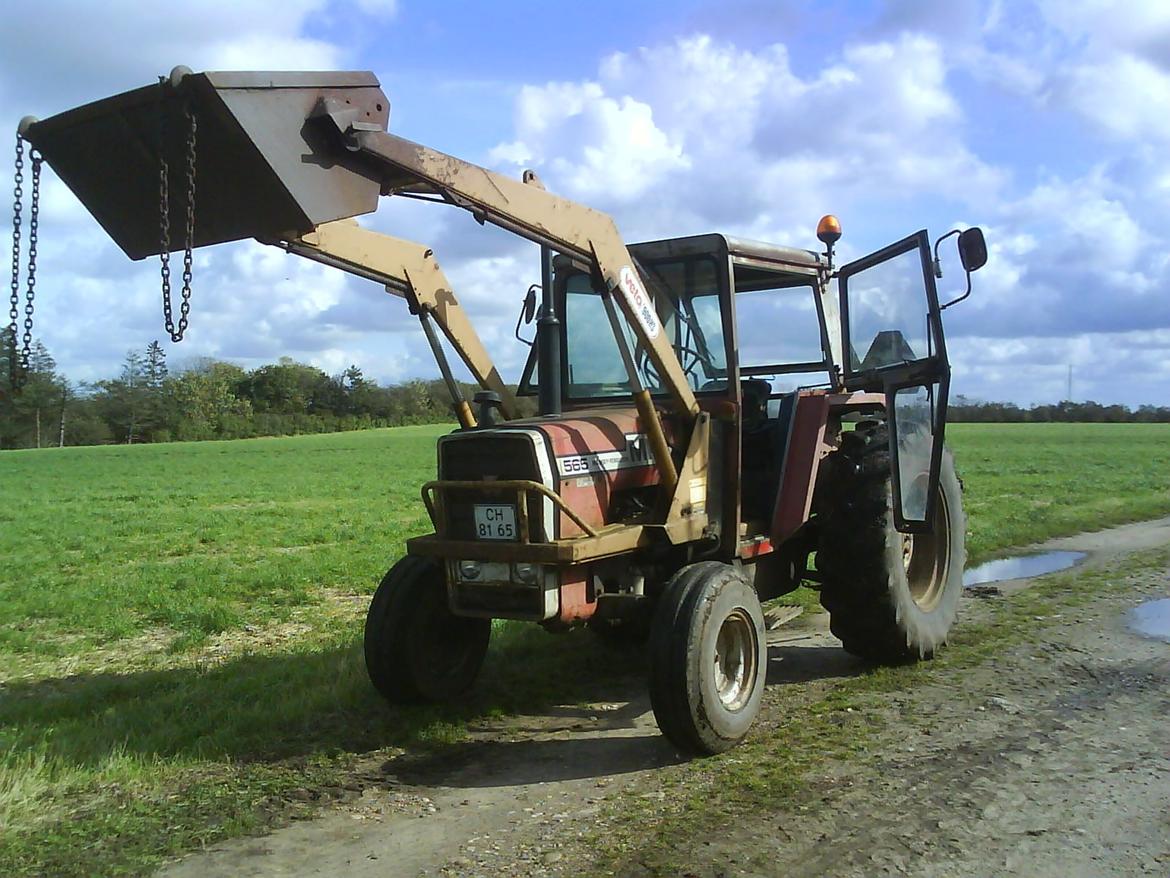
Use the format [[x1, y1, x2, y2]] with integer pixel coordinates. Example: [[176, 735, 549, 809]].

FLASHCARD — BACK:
[[282, 219, 517, 420], [20, 67, 697, 494], [310, 112, 701, 424]]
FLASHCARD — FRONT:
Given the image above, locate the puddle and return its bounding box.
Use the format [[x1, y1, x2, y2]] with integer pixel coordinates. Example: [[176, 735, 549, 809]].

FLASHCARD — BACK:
[[1129, 599, 1170, 643], [962, 551, 1086, 587]]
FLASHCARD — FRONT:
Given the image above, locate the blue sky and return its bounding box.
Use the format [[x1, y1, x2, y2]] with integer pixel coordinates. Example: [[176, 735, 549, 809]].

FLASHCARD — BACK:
[[2, 0, 1168, 405]]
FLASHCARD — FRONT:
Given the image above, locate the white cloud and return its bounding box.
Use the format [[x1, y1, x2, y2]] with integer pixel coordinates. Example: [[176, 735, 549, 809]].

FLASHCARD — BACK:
[[1053, 54, 1170, 144], [0, 2, 347, 115], [493, 81, 689, 201], [950, 328, 1170, 406], [955, 1, 1170, 148], [492, 33, 1002, 245], [940, 166, 1170, 357], [1036, 0, 1170, 64]]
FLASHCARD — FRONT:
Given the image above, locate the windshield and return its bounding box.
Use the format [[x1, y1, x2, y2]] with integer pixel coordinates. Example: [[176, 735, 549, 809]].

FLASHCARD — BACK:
[[563, 257, 727, 400]]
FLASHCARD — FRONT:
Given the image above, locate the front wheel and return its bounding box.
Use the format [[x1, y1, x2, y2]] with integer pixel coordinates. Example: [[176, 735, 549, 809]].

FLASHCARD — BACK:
[[648, 562, 767, 755], [364, 555, 491, 703]]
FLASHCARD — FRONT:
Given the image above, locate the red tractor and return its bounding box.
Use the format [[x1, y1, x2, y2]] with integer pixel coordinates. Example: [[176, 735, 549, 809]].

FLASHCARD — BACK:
[[20, 67, 987, 754]]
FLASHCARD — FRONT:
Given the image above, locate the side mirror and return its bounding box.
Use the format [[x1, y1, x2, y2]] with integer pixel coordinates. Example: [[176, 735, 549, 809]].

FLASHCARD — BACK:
[[958, 227, 987, 273], [936, 226, 988, 311], [514, 284, 538, 345], [522, 285, 538, 324]]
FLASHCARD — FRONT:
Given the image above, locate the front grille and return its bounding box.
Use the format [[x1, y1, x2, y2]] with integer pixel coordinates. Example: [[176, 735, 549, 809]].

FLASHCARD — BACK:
[[438, 433, 550, 542]]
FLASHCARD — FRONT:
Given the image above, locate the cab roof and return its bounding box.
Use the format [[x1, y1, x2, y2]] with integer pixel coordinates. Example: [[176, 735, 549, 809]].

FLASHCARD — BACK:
[[629, 233, 825, 274]]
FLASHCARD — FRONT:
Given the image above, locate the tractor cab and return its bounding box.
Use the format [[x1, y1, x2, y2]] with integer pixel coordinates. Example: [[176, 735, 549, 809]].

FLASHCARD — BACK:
[[518, 224, 966, 546], [519, 234, 832, 513]]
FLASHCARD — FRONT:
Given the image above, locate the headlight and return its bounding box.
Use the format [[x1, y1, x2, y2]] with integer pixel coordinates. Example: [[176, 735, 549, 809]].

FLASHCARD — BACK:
[[512, 562, 538, 584], [458, 560, 481, 580]]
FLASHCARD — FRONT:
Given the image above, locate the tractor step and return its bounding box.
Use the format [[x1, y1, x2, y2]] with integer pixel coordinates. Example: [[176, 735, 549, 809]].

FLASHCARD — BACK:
[[763, 605, 804, 630]]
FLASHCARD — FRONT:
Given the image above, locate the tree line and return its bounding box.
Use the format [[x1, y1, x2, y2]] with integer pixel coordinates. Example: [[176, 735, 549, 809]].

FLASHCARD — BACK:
[[949, 396, 1170, 424], [2, 336, 1167, 450], [0, 335, 527, 449]]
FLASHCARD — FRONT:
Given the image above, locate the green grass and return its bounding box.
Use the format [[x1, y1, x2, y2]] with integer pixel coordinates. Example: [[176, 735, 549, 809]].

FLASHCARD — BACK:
[[0, 426, 448, 660], [948, 423, 1170, 562], [1, 421, 1169, 875]]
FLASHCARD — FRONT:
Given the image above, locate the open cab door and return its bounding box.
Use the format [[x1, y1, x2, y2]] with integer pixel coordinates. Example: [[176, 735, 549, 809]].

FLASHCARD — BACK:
[[838, 231, 949, 534]]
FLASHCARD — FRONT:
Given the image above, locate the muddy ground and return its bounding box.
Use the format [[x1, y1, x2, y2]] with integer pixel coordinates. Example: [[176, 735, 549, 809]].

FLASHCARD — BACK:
[[161, 518, 1170, 878]]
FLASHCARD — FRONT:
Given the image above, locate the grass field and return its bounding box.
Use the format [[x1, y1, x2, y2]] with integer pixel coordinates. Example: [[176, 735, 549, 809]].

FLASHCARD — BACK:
[[2, 422, 1169, 875]]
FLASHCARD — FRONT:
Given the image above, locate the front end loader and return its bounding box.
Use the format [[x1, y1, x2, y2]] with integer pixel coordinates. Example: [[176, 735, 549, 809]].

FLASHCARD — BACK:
[[18, 67, 986, 755]]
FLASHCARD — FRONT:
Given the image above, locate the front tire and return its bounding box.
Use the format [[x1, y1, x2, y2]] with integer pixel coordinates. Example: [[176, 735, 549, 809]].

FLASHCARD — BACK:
[[817, 424, 965, 662], [364, 555, 491, 703], [648, 562, 767, 755]]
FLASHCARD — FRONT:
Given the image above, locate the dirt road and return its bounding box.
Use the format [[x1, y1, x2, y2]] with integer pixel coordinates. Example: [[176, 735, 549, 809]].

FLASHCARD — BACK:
[[161, 518, 1170, 878]]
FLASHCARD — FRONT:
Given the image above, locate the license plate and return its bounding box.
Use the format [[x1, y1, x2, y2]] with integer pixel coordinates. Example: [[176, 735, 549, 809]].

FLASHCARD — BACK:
[[473, 504, 518, 540]]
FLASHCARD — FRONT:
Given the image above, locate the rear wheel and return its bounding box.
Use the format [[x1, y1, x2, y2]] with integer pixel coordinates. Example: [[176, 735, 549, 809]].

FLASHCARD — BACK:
[[364, 555, 491, 703], [817, 424, 965, 662], [648, 562, 767, 755]]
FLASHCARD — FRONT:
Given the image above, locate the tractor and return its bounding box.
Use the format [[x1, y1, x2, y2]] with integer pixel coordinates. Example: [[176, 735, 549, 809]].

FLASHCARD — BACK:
[[17, 67, 987, 755]]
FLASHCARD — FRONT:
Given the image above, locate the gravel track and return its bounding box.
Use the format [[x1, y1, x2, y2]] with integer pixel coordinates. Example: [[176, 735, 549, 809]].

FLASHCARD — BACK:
[[160, 518, 1170, 878]]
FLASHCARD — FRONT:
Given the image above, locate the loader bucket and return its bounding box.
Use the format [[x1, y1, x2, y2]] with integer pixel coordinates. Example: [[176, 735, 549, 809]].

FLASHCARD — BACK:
[[22, 69, 389, 259]]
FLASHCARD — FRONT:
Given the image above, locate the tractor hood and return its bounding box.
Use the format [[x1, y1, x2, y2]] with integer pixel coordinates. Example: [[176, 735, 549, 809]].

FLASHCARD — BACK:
[[440, 407, 678, 539]]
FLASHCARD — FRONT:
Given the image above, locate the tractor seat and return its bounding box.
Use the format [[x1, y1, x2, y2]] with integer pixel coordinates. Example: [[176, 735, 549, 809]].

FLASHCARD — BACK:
[[740, 379, 772, 426], [740, 380, 786, 521]]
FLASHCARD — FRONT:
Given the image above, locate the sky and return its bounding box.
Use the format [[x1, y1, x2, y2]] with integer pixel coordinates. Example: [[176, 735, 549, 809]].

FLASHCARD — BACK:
[[1, 0, 1168, 406]]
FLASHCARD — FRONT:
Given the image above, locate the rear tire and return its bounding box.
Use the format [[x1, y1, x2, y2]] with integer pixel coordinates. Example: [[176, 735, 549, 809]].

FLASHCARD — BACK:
[[364, 555, 491, 703], [648, 562, 767, 755], [817, 424, 965, 662]]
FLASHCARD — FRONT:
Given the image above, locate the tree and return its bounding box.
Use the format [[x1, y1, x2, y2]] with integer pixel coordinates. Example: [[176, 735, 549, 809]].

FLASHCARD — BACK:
[[145, 341, 167, 389], [341, 364, 377, 417], [0, 340, 62, 448], [165, 360, 251, 440], [92, 350, 149, 443], [141, 341, 170, 437], [236, 358, 339, 415], [57, 378, 71, 447]]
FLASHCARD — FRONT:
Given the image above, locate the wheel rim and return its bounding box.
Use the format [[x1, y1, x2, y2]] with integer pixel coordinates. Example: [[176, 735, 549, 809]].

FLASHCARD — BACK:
[[903, 478, 951, 611], [713, 609, 757, 712]]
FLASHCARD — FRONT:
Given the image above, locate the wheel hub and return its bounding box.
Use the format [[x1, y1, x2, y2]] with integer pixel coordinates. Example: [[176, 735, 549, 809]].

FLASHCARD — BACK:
[[713, 609, 757, 712], [905, 484, 952, 610]]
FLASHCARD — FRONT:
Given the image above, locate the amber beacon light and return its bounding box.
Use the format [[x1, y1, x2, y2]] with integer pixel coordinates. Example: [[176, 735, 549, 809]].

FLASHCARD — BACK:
[[816, 214, 842, 269], [816, 214, 842, 245]]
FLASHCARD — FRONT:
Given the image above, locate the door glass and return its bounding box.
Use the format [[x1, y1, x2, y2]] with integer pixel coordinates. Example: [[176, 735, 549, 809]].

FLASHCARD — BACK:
[[892, 384, 936, 523], [846, 247, 931, 372]]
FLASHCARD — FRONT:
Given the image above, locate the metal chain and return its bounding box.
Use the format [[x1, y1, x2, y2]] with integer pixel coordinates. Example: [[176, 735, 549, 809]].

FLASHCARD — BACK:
[[8, 133, 23, 387], [178, 102, 196, 340], [159, 109, 172, 338], [24, 149, 40, 370], [159, 101, 196, 343], [8, 134, 39, 390]]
